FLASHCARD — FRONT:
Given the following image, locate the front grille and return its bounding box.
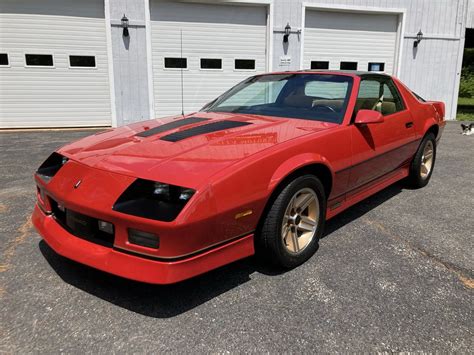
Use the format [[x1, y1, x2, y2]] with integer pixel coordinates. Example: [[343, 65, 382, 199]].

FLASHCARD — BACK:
[[51, 199, 114, 248]]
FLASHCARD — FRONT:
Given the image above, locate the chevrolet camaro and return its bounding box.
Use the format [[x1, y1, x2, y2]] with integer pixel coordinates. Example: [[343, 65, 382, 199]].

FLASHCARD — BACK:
[[32, 71, 445, 284]]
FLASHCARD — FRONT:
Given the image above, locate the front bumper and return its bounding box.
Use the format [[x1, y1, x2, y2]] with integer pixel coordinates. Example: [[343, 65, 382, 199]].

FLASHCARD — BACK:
[[32, 204, 254, 284]]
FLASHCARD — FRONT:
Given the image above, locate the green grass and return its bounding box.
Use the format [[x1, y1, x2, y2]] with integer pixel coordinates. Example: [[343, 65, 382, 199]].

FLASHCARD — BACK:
[[457, 112, 474, 121], [457, 96, 474, 121], [457, 97, 474, 105]]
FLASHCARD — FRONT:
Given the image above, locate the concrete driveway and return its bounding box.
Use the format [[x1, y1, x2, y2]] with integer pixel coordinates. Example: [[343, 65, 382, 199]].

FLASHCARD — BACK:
[[0, 122, 472, 352]]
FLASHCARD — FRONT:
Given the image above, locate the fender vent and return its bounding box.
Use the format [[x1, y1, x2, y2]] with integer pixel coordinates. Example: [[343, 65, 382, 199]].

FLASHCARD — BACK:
[[136, 117, 209, 137], [160, 120, 252, 142]]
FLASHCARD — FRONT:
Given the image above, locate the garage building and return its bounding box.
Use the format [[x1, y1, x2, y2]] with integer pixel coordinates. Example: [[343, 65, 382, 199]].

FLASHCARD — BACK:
[[0, 0, 471, 128]]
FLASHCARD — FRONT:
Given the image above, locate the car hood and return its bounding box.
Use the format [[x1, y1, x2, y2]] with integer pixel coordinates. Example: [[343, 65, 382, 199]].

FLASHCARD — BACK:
[[59, 112, 336, 188]]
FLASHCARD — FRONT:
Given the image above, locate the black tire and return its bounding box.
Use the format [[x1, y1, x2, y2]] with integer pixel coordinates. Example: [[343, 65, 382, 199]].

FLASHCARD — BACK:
[[257, 175, 326, 269], [408, 132, 437, 188]]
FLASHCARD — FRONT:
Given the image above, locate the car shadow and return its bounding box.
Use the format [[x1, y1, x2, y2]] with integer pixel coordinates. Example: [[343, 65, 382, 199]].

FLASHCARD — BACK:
[[322, 181, 404, 238], [39, 181, 405, 318]]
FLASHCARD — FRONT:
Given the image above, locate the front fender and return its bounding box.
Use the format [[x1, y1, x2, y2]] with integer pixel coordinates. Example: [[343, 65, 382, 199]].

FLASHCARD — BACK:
[[268, 153, 334, 193]]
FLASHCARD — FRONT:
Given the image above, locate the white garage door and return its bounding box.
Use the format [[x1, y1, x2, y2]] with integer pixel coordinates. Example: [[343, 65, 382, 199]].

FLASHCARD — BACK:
[[150, 0, 268, 116], [303, 10, 399, 74], [0, 0, 112, 128]]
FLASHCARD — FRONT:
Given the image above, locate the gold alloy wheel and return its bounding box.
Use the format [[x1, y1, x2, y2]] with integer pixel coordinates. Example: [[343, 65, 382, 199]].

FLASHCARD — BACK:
[[281, 188, 319, 254], [420, 140, 434, 179]]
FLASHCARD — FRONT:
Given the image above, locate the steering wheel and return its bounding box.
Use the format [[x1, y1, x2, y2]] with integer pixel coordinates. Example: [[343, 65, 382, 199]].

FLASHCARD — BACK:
[[312, 104, 336, 113]]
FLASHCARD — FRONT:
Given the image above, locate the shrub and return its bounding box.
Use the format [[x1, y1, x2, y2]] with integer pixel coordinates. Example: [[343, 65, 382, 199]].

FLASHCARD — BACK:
[[459, 73, 474, 98], [460, 50, 474, 97]]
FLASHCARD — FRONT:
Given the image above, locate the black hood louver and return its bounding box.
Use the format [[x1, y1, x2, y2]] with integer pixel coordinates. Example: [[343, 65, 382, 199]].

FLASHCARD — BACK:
[[136, 117, 209, 138], [160, 120, 252, 142]]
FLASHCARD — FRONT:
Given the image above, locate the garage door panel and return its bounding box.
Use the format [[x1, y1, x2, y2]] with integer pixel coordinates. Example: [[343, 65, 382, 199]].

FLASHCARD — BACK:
[[0, 0, 112, 128], [305, 11, 398, 32], [303, 10, 399, 74], [150, 0, 266, 26], [0, 0, 104, 18], [151, 0, 267, 116]]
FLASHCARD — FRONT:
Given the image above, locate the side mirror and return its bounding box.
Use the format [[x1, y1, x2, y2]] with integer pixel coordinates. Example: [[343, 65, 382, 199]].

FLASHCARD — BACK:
[[355, 109, 384, 125]]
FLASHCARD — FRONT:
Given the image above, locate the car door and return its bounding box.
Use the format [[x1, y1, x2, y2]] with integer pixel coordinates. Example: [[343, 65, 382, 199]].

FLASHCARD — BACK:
[[348, 76, 416, 191]]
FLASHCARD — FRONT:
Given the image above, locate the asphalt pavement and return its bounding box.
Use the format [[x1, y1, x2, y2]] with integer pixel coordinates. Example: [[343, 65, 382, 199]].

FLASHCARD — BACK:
[[0, 122, 472, 352]]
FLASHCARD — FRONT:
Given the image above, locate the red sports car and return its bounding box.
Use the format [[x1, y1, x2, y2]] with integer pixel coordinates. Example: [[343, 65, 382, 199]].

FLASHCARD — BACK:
[[32, 71, 445, 284]]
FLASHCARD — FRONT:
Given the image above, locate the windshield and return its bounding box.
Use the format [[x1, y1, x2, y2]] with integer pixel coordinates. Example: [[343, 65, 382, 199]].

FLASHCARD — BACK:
[[203, 74, 353, 123]]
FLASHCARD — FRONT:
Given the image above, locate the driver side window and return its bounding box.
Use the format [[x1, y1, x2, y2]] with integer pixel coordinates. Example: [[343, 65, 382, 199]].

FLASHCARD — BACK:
[[356, 78, 405, 116]]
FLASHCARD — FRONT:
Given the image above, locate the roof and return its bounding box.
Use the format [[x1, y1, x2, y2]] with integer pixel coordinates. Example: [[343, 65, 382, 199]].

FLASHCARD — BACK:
[[298, 69, 392, 78], [260, 70, 393, 78]]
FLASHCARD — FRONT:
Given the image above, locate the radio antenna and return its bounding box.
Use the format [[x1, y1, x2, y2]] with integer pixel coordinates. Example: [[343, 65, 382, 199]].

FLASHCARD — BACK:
[[180, 30, 185, 117]]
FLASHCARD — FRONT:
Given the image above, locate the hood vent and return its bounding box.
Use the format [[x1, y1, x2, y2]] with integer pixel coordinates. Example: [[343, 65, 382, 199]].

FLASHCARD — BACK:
[[160, 120, 252, 142], [136, 117, 209, 138]]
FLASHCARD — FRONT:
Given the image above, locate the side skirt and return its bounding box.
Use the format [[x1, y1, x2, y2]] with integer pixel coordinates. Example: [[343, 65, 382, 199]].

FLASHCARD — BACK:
[[326, 166, 409, 220]]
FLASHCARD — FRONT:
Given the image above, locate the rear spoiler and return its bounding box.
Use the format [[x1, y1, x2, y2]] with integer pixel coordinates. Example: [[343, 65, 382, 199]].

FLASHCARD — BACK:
[[428, 101, 445, 119]]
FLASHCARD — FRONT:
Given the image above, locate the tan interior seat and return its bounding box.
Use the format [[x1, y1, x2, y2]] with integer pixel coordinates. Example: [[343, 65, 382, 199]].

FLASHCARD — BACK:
[[355, 98, 397, 116], [382, 101, 396, 115]]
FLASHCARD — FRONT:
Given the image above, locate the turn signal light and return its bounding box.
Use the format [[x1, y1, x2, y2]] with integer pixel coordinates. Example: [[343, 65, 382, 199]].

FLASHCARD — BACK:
[[128, 229, 159, 249], [36, 186, 52, 214]]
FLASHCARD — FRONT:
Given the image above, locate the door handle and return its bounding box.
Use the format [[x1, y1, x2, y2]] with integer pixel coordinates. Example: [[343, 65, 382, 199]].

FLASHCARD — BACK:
[[405, 122, 413, 128]]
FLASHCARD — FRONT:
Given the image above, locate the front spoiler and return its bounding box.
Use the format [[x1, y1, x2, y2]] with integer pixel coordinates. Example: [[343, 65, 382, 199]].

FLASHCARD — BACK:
[[32, 205, 254, 284]]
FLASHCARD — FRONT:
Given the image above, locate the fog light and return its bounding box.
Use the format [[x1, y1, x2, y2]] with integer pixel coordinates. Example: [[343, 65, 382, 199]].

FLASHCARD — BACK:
[[98, 220, 114, 234], [128, 229, 159, 249]]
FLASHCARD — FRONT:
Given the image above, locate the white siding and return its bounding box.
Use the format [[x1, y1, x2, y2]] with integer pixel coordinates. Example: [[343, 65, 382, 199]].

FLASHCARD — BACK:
[[150, 0, 268, 117], [0, 0, 112, 128], [467, 0, 474, 28], [112, 25, 150, 126], [109, 0, 151, 126], [303, 10, 399, 74]]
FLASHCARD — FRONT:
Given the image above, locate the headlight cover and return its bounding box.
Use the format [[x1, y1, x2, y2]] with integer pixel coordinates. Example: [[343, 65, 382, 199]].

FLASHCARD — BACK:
[[112, 179, 196, 222], [36, 152, 68, 183]]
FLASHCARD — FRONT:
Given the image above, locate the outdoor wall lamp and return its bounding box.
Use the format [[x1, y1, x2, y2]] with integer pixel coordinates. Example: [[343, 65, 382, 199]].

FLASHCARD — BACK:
[[121, 14, 129, 37], [283, 23, 291, 43], [414, 29, 423, 47]]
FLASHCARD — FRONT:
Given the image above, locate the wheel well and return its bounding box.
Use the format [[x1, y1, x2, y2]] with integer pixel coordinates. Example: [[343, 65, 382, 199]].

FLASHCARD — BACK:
[[256, 163, 332, 233], [426, 124, 439, 139], [275, 164, 332, 199]]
